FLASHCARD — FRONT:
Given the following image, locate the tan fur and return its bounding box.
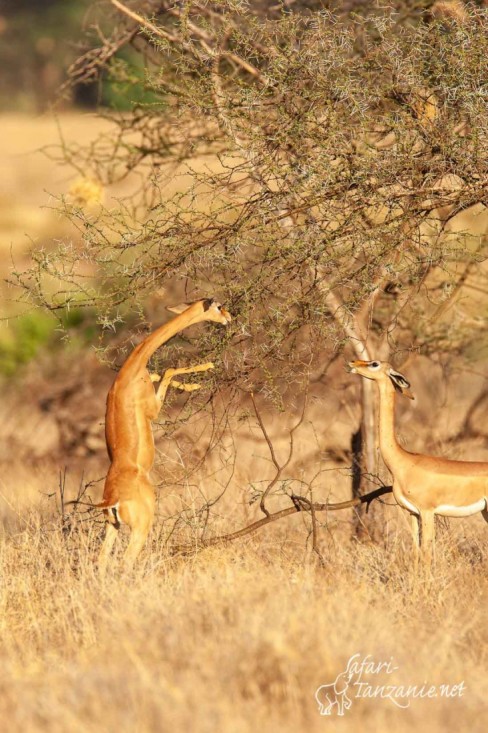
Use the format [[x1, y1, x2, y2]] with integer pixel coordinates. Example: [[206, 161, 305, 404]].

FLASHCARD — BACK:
[[349, 360, 488, 572], [98, 299, 231, 573]]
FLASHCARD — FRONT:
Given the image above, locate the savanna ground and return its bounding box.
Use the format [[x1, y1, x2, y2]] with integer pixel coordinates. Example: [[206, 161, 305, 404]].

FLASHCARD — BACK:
[[0, 113, 487, 732]]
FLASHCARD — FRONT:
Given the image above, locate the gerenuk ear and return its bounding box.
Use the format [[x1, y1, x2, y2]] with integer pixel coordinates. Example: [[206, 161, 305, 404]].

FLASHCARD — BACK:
[[388, 369, 415, 400], [166, 303, 191, 315]]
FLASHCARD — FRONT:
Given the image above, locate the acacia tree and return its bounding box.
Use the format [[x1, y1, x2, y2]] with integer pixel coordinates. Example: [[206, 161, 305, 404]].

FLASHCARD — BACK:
[[14, 1, 488, 540]]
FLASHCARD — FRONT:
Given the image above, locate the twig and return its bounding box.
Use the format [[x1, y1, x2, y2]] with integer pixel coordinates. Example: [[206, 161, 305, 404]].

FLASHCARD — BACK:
[[111, 0, 181, 43], [309, 487, 326, 568], [250, 388, 308, 517]]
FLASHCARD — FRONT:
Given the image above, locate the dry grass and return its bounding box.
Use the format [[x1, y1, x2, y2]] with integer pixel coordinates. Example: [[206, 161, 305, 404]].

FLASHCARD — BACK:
[[0, 472, 486, 733]]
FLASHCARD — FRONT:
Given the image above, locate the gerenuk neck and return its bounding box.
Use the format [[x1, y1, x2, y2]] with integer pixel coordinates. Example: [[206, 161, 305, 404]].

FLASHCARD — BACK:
[[119, 304, 204, 378], [376, 381, 407, 471]]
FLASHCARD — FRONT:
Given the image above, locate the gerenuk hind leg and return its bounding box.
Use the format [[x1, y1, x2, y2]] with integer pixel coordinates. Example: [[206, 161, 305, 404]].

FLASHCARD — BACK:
[[98, 509, 120, 576]]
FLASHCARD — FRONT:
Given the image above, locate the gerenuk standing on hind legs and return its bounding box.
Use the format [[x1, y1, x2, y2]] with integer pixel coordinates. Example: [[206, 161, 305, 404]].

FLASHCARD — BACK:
[[97, 298, 232, 574]]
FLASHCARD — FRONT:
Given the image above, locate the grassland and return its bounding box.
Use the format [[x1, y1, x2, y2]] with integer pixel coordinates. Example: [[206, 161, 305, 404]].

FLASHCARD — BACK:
[[0, 473, 486, 733]]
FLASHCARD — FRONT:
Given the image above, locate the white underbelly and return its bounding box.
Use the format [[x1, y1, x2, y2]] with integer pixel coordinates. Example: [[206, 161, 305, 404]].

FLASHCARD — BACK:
[[435, 498, 487, 517]]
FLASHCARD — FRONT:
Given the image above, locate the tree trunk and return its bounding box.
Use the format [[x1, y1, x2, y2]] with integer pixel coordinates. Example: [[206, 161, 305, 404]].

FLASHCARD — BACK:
[[351, 377, 383, 542]]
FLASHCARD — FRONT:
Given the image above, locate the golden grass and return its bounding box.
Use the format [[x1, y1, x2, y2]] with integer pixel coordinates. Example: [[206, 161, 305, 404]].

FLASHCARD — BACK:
[[0, 475, 486, 732]]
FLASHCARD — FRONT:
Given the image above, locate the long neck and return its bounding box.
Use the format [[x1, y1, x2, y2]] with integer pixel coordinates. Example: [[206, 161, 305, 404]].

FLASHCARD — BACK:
[[120, 303, 206, 376], [376, 382, 406, 470]]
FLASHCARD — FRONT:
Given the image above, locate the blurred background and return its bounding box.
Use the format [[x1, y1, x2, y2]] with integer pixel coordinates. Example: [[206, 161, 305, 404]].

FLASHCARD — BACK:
[[0, 0, 90, 112], [0, 0, 149, 357], [0, 0, 129, 472]]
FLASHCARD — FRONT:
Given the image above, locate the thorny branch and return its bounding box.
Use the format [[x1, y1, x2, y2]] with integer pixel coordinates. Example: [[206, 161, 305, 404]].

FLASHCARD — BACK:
[[110, 0, 268, 83]]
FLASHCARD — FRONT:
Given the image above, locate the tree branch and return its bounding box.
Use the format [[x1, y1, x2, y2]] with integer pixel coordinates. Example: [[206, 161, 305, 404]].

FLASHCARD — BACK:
[[111, 0, 268, 83], [172, 484, 393, 554]]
